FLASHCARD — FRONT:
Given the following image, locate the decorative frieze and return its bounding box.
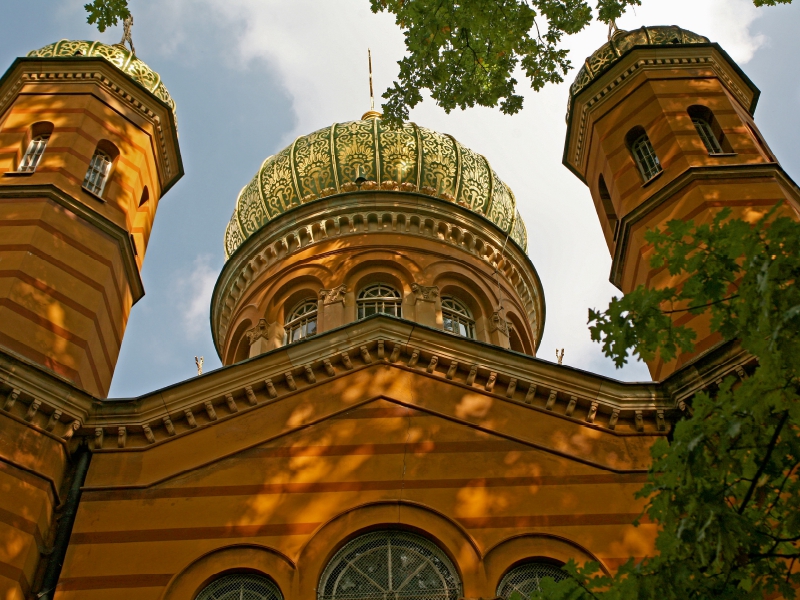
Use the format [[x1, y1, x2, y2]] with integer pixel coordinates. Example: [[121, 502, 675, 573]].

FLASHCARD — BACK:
[[411, 283, 439, 303], [319, 284, 347, 305], [245, 318, 270, 345]]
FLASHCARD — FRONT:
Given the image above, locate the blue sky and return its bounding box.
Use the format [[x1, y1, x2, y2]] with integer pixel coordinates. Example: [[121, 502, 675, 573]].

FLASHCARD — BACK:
[[0, 0, 797, 397]]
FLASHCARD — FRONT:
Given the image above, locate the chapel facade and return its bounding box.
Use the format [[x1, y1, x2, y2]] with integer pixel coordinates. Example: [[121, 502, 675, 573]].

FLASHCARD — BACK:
[[0, 25, 797, 600]]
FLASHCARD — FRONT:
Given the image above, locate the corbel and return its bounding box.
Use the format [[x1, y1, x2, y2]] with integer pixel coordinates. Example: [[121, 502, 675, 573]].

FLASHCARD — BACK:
[[340, 352, 353, 370], [94, 427, 104, 449], [545, 390, 557, 411], [284, 372, 297, 391], [245, 386, 257, 405], [635, 410, 644, 432], [265, 379, 278, 398], [426, 356, 438, 374], [117, 426, 127, 448], [466, 365, 478, 386], [565, 396, 577, 417], [377, 340, 385, 359], [360, 346, 373, 365], [304, 365, 316, 384], [3, 388, 20, 411], [142, 424, 156, 444], [46, 409, 62, 432], [389, 346, 401, 363], [656, 409, 666, 431], [323, 360, 336, 377], [485, 372, 497, 393], [586, 402, 598, 423], [63, 420, 80, 440], [184, 408, 197, 428], [408, 349, 420, 367], [163, 416, 176, 436], [446, 361, 458, 380], [524, 384, 536, 404], [608, 409, 620, 430], [225, 393, 239, 413], [24, 399, 41, 421], [506, 378, 517, 398], [204, 401, 217, 421]]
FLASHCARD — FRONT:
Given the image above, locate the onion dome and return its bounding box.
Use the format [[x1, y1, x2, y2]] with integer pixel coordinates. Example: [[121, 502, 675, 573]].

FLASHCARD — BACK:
[[27, 40, 176, 122], [567, 26, 709, 115], [224, 115, 528, 259]]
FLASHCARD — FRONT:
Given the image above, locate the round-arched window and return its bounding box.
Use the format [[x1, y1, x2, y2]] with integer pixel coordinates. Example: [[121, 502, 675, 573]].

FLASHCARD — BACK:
[[318, 531, 461, 600], [196, 574, 283, 600], [441, 297, 475, 339], [357, 284, 402, 319], [496, 562, 568, 598], [285, 298, 318, 343]]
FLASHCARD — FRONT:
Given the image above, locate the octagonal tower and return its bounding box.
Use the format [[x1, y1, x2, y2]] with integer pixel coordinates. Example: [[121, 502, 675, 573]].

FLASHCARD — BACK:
[[212, 113, 544, 365], [564, 26, 800, 380]]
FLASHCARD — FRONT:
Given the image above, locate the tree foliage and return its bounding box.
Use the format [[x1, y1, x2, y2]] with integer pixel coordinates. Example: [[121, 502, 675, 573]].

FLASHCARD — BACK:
[[84, 0, 129, 32], [520, 208, 800, 599]]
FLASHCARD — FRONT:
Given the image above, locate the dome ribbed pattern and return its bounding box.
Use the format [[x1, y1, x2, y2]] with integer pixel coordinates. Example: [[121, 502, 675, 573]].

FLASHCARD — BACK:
[[27, 40, 176, 122], [224, 118, 527, 259]]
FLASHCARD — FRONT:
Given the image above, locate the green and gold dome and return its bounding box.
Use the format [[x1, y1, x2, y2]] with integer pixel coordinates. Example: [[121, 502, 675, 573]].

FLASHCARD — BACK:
[[224, 115, 528, 259], [27, 40, 176, 121]]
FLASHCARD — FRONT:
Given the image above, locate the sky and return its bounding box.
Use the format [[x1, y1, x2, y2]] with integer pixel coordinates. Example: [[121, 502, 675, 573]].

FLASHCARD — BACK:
[[0, 0, 797, 397]]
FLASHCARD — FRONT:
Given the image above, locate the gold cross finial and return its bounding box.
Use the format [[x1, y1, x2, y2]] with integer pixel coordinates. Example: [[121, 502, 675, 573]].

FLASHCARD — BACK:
[[362, 49, 382, 120]]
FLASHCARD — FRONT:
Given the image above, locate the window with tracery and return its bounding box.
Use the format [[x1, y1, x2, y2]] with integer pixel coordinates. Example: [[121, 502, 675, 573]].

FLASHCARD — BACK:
[[357, 283, 402, 319], [626, 127, 662, 182], [318, 530, 462, 600], [496, 562, 569, 599], [441, 296, 475, 339], [83, 149, 113, 196], [195, 574, 283, 600], [285, 298, 318, 343], [18, 135, 50, 172]]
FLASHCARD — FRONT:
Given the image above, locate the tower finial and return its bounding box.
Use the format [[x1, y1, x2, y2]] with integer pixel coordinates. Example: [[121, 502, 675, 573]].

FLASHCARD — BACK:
[[362, 49, 382, 120], [118, 13, 135, 55]]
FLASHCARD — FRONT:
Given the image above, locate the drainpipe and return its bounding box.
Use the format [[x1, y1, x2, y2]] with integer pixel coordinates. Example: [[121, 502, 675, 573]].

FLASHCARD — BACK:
[[37, 445, 92, 600]]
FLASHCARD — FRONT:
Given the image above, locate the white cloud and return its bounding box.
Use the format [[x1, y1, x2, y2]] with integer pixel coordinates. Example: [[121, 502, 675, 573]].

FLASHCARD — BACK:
[[175, 255, 218, 339], [155, 0, 768, 379]]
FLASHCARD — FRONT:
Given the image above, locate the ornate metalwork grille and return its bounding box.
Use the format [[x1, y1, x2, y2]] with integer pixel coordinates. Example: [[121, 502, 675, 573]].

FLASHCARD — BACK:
[[285, 299, 318, 343], [357, 284, 402, 319], [83, 150, 113, 196], [692, 117, 724, 154], [18, 135, 49, 172], [441, 297, 475, 339], [496, 563, 569, 599], [195, 574, 283, 600], [318, 531, 462, 600], [630, 134, 662, 181]]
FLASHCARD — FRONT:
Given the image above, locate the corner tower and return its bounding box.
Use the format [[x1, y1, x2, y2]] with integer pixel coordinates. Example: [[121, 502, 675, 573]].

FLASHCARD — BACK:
[[564, 26, 800, 380], [0, 40, 183, 396], [212, 113, 544, 364]]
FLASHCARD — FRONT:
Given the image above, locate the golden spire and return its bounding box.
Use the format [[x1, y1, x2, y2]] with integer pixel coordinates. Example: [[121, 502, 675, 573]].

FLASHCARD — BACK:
[[362, 48, 382, 120]]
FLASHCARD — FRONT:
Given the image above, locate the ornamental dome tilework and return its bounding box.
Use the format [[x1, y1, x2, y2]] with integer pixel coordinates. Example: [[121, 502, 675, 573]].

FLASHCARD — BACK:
[[567, 25, 710, 118], [224, 116, 528, 259], [27, 40, 176, 122]]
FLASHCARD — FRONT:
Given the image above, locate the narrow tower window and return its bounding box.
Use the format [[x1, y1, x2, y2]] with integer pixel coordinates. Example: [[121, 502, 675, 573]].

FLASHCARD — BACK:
[[284, 298, 318, 343], [598, 174, 618, 238], [18, 135, 50, 173], [357, 283, 402, 319], [626, 126, 662, 182], [83, 141, 119, 198], [441, 296, 475, 338], [688, 105, 727, 154]]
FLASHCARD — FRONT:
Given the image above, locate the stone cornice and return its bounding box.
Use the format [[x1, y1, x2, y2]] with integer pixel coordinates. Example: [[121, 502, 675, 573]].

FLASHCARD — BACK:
[[609, 163, 800, 288], [0, 183, 145, 303], [563, 44, 760, 182], [0, 57, 183, 194], [211, 192, 545, 356]]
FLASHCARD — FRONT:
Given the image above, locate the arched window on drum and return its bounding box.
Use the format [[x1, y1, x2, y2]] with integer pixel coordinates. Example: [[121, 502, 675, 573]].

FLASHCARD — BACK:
[[357, 283, 402, 319], [284, 298, 318, 343], [441, 296, 475, 339], [195, 573, 283, 600], [496, 562, 569, 599], [318, 530, 462, 600]]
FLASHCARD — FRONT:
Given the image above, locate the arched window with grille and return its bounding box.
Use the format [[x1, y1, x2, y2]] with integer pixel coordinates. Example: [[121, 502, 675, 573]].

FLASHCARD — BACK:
[[18, 135, 50, 173], [83, 141, 119, 198], [357, 283, 402, 319], [195, 573, 283, 600], [496, 562, 569, 599], [441, 296, 475, 339], [625, 126, 662, 182], [688, 105, 728, 154], [285, 298, 318, 343], [318, 530, 462, 600]]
